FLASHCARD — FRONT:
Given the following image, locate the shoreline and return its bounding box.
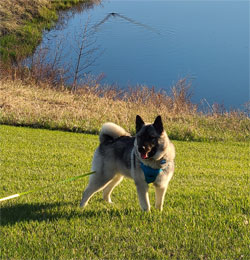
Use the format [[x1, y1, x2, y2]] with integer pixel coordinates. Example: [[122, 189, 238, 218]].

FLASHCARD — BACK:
[[0, 0, 100, 63]]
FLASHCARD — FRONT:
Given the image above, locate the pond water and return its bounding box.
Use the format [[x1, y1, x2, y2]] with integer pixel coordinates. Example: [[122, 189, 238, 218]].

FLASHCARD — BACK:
[[35, 0, 249, 110]]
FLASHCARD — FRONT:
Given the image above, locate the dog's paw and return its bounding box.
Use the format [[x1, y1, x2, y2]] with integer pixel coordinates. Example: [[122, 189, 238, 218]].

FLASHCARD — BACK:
[[103, 198, 113, 204], [140, 205, 151, 212], [80, 201, 87, 208]]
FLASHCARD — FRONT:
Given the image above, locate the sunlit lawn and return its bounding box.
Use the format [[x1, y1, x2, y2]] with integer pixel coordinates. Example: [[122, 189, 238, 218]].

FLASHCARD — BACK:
[[1, 125, 249, 259]]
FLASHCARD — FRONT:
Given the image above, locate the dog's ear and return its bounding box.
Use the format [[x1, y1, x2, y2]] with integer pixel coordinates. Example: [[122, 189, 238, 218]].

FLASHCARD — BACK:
[[153, 115, 164, 134], [136, 115, 145, 133]]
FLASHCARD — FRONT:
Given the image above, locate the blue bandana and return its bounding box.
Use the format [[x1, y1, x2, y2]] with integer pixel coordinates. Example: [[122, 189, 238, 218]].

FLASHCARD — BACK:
[[140, 163, 163, 184]]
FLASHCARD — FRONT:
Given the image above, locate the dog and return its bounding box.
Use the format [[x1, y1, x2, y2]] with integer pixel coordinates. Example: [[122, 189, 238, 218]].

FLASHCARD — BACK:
[[80, 115, 175, 211]]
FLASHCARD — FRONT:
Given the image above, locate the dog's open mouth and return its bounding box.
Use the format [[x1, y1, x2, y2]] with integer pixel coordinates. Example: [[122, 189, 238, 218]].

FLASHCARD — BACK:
[[138, 148, 149, 159], [138, 146, 157, 160], [140, 152, 148, 159]]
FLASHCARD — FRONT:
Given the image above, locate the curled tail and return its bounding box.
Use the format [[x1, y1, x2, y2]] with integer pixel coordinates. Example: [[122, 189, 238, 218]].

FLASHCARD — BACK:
[[99, 122, 130, 144]]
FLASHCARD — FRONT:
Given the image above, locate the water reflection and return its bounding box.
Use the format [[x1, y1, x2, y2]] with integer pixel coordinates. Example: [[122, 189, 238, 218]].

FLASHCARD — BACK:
[[93, 12, 161, 35]]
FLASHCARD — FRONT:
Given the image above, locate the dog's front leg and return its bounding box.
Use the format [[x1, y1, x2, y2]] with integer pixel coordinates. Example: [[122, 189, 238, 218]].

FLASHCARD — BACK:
[[135, 181, 150, 211], [155, 186, 167, 211]]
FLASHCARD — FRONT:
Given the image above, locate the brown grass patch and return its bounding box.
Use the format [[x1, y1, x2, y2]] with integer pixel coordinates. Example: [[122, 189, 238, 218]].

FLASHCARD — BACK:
[[0, 78, 249, 141]]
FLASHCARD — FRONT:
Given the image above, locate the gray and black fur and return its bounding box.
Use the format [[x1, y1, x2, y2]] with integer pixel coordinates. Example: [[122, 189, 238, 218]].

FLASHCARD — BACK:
[[80, 115, 175, 211]]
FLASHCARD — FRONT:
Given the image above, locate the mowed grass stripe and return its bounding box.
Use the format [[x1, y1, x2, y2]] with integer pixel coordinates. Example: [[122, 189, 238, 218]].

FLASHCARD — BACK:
[[1, 125, 249, 259]]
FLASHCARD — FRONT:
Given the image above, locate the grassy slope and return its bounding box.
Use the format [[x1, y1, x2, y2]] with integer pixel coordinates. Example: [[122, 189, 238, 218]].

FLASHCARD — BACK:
[[1, 80, 249, 142], [1, 125, 249, 259]]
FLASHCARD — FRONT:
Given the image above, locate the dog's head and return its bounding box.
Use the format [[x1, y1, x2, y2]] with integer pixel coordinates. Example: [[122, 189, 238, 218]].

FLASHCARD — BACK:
[[135, 115, 169, 161]]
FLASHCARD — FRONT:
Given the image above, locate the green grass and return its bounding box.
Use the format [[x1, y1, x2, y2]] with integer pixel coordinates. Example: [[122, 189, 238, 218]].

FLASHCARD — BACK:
[[0, 7, 55, 62], [1, 125, 249, 259]]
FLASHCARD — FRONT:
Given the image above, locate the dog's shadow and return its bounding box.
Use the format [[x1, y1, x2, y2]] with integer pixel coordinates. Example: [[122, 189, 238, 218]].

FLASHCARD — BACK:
[[1, 201, 69, 226], [0, 201, 135, 226]]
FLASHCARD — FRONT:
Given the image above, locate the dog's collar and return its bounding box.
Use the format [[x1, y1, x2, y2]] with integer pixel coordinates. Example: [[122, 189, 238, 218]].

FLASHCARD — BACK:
[[140, 158, 167, 184]]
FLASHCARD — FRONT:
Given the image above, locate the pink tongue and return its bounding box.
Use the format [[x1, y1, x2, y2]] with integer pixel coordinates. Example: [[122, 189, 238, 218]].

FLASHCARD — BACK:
[[141, 153, 148, 159]]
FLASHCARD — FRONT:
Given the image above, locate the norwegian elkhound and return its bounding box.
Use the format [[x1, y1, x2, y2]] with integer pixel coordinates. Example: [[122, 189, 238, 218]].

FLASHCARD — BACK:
[[80, 115, 175, 211]]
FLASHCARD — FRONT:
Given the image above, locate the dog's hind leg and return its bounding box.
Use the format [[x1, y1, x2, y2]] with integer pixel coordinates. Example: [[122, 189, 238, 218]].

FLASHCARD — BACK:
[[103, 174, 124, 203], [80, 173, 114, 208]]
